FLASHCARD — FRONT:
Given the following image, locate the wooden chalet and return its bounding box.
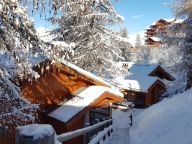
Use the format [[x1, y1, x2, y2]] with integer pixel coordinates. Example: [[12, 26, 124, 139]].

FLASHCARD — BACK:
[[152, 19, 171, 30], [145, 18, 177, 48], [21, 59, 124, 144], [145, 28, 157, 38], [145, 37, 161, 48], [120, 62, 174, 107]]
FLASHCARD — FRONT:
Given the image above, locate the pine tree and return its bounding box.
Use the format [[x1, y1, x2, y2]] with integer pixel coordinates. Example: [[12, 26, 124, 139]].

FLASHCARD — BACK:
[[0, 0, 41, 137], [118, 27, 132, 61], [49, 0, 127, 76]]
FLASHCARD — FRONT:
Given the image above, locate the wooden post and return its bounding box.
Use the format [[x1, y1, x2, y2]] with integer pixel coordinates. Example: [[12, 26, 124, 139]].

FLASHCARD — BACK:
[[16, 124, 55, 144], [109, 102, 112, 118], [84, 123, 90, 144]]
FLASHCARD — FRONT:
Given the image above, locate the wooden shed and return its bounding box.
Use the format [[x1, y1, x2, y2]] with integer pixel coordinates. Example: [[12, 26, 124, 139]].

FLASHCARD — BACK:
[[21, 59, 124, 144], [120, 62, 174, 107]]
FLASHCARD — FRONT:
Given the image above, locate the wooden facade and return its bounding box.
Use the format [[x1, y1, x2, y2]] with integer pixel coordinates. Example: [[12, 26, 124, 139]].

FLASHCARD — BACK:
[[121, 64, 174, 107], [145, 18, 176, 48], [149, 66, 175, 81], [20, 60, 123, 144], [122, 80, 165, 107]]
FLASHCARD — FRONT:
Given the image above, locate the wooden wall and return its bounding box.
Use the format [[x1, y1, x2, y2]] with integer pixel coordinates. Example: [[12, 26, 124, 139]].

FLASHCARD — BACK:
[[22, 63, 94, 108], [123, 81, 166, 107], [147, 81, 166, 106]]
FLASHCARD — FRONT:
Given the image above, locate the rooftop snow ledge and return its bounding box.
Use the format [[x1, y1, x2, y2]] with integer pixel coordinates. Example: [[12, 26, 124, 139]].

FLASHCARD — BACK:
[[58, 59, 112, 87], [48, 86, 123, 123]]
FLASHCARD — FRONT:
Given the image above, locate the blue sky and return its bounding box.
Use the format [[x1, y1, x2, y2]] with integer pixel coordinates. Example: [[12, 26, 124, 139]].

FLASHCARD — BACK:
[[33, 0, 174, 35], [112, 0, 174, 35]]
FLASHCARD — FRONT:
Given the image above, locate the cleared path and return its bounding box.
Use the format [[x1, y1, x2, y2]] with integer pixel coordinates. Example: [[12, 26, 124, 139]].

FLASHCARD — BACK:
[[106, 108, 144, 144], [106, 109, 130, 144]]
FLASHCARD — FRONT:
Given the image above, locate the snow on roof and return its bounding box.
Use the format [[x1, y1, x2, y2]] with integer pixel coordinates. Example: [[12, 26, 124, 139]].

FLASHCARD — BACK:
[[120, 77, 159, 92], [164, 18, 175, 22], [119, 62, 161, 92], [59, 59, 112, 87], [174, 19, 184, 23], [120, 62, 159, 77], [149, 36, 160, 41], [28, 54, 111, 87], [48, 86, 123, 123], [128, 62, 158, 77], [130, 88, 192, 144]]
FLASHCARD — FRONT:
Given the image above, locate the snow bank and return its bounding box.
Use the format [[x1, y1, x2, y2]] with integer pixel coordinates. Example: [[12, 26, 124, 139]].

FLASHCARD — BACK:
[[17, 124, 55, 140], [130, 89, 192, 144]]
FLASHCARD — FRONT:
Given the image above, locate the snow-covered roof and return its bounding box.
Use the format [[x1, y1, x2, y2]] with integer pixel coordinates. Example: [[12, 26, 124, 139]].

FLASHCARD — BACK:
[[120, 62, 159, 77], [31, 57, 112, 87], [128, 62, 158, 77], [121, 77, 160, 92], [149, 18, 184, 27], [58, 59, 112, 87], [48, 86, 123, 123], [149, 36, 160, 41], [119, 62, 163, 92]]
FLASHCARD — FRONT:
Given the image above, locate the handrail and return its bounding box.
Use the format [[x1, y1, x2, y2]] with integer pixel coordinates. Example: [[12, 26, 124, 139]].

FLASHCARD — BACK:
[[88, 125, 113, 144], [57, 119, 112, 143]]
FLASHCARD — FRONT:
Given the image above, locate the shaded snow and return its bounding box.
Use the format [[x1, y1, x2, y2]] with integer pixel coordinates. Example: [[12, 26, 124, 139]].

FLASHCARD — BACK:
[[130, 89, 192, 144]]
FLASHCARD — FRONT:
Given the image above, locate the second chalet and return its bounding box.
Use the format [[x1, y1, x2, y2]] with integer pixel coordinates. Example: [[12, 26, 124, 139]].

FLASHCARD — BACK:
[[120, 62, 174, 107]]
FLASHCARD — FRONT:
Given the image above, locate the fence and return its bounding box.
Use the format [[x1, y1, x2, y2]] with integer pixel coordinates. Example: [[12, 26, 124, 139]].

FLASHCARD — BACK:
[[16, 119, 113, 144], [162, 86, 187, 99]]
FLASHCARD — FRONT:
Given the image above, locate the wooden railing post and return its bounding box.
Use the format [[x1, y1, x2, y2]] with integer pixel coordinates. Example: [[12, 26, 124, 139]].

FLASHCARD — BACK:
[[84, 123, 90, 144], [16, 124, 55, 144]]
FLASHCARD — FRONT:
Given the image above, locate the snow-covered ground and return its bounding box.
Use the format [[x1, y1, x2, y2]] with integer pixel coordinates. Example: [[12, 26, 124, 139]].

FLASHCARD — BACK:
[[130, 88, 192, 144], [106, 89, 192, 144], [106, 108, 143, 144]]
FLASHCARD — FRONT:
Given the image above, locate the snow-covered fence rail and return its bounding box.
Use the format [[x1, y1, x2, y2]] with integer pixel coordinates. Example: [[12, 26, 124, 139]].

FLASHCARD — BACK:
[[162, 86, 187, 99], [16, 119, 113, 144], [57, 119, 113, 143]]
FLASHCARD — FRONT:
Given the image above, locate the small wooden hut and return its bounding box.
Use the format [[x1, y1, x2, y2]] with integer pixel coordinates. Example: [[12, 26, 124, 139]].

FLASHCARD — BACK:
[[120, 62, 174, 107]]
